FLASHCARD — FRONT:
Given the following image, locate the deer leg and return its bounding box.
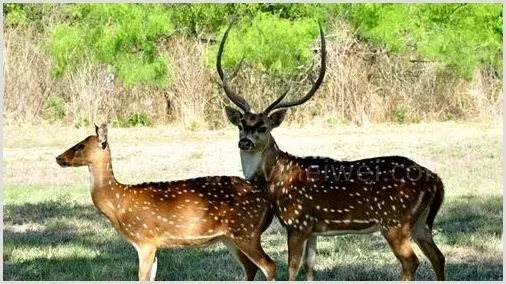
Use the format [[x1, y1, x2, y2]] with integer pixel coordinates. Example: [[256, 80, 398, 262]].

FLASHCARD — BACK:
[[414, 237, 445, 281], [150, 256, 158, 281], [223, 239, 259, 280], [382, 227, 419, 281], [136, 244, 157, 281], [287, 231, 309, 281], [231, 237, 276, 280], [412, 226, 445, 280], [304, 235, 317, 281]]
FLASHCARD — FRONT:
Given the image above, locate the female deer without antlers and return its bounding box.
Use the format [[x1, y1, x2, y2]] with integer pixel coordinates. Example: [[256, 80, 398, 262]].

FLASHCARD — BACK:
[[218, 21, 446, 281], [56, 124, 276, 281]]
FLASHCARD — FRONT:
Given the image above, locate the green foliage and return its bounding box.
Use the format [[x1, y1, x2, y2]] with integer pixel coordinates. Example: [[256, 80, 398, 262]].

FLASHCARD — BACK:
[[168, 4, 233, 36], [4, 4, 30, 27], [45, 24, 86, 77], [207, 13, 321, 74], [45, 97, 66, 121], [6, 3, 502, 87], [74, 116, 91, 128], [45, 4, 174, 86], [185, 119, 204, 131], [340, 3, 503, 78], [169, 3, 329, 36], [115, 112, 152, 127], [393, 107, 407, 124], [3, 4, 56, 31]]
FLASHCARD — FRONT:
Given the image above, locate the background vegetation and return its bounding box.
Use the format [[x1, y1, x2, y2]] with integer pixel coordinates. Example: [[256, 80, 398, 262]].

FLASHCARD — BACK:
[[3, 3, 503, 128]]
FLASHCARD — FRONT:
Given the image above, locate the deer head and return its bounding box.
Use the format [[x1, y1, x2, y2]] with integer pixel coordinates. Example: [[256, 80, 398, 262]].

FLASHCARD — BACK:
[[219, 20, 326, 153], [56, 123, 109, 167]]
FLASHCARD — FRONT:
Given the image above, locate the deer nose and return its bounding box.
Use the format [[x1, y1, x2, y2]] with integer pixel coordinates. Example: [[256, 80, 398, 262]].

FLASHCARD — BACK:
[[238, 138, 254, 150], [56, 155, 68, 167]]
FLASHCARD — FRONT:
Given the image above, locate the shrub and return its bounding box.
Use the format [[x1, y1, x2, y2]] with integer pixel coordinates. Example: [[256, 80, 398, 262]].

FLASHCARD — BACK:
[[206, 12, 321, 75], [45, 4, 174, 86], [115, 112, 152, 127], [340, 3, 503, 78], [45, 97, 66, 121]]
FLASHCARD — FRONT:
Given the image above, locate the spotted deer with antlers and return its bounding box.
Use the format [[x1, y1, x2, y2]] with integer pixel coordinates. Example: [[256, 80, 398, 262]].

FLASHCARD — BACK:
[[218, 21, 445, 281], [56, 124, 276, 281]]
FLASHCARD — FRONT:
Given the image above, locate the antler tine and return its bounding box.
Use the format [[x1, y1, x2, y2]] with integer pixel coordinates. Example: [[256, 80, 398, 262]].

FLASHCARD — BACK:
[[217, 19, 251, 113], [266, 22, 326, 113], [263, 88, 290, 114]]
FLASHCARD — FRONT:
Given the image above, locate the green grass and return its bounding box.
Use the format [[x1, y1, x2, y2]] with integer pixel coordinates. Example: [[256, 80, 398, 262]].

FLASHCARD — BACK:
[[3, 122, 503, 280]]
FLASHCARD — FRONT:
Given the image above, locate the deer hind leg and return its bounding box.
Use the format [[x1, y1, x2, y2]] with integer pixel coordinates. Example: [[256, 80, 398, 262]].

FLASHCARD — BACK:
[[231, 237, 276, 280], [412, 209, 446, 280], [304, 236, 317, 281], [223, 239, 259, 280], [382, 227, 419, 281], [136, 243, 157, 281], [287, 231, 309, 281]]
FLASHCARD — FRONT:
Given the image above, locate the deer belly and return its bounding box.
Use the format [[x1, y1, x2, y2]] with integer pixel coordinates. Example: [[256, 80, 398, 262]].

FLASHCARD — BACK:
[[159, 235, 221, 247], [313, 224, 380, 236]]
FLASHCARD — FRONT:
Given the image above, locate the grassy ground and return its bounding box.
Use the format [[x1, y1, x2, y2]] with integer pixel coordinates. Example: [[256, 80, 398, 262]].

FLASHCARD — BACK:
[[3, 121, 503, 280]]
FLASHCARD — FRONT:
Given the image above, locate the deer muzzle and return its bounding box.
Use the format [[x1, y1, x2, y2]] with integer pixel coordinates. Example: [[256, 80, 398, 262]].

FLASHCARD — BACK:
[[238, 138, 254, 151], [56, 155, 69, 167]]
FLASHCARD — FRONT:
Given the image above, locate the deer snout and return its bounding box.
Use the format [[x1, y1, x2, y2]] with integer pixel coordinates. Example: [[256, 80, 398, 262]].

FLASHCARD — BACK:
[[238, 138, 254, 151], [56, 155, 68, 167]]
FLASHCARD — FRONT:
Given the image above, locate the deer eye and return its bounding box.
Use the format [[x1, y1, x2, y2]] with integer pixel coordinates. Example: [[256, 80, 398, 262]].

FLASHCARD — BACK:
[[76, 144, 85, 150], [258, 126, 267, 133]]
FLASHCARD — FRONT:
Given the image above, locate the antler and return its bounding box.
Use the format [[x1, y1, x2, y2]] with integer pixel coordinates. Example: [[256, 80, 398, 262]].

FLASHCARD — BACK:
[[263, 88, 289, 114], [217, 19, 251, 113], [264, 22, 326, 113]]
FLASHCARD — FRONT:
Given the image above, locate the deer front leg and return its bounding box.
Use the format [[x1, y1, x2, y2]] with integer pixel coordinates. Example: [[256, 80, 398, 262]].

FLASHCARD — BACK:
[[136, 244, 157, 281], [287, 231, 309, 281], [304, 235, 317, 280]]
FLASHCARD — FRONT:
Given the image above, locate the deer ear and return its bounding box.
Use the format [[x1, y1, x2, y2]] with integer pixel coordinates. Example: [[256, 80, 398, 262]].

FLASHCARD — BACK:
[[97, 123, 108, 149], [268, 109, 287, 128], [225, 106, 243, 126]]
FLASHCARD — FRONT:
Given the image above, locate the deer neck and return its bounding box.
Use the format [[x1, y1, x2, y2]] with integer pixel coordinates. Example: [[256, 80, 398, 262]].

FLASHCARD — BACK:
[[88, 152, 118, 200], [240, 135, 281, 185]]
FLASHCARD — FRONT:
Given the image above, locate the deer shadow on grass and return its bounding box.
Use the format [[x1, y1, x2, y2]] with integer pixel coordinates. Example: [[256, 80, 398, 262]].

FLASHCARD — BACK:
[[3, 195, 503, 281], [3, 201, 267, 281], [3, 242, 254, 281]]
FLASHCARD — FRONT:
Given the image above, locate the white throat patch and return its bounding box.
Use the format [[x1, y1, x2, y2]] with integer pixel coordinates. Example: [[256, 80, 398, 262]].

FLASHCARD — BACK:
[[240, 151, 263, 180]]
